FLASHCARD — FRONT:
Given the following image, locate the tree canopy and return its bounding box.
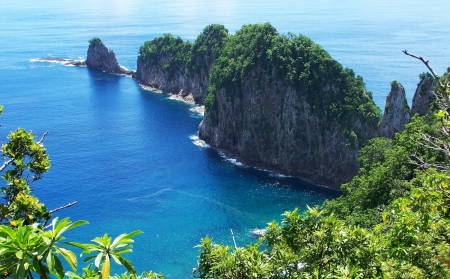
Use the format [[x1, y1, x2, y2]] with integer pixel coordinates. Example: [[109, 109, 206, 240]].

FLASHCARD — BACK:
[[193, 57, 450, 278]]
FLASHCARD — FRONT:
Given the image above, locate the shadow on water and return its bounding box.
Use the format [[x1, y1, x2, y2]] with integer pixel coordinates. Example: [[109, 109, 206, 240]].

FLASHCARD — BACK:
[[203, 148, 341, 198], [87, 68, 121, 88]]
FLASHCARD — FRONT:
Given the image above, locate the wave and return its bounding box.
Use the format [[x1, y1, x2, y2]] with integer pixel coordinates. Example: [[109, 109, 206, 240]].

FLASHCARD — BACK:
[[218, 151, 290, 178], [189, 105, 204, 118], [218, 151, 246, 167], [29, 58, 86, 67], [190, 134, 210, 148]]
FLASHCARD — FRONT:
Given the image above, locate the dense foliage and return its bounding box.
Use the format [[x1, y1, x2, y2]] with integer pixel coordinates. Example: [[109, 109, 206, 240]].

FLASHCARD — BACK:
[[193, 65, 450, 277], [89, 37, 103, 47], [138, 24, 228, 80], [0, 108, 162, 279], [204, 23, 380, 135], [189, 24, 229, 78], [139, 33, 192, 79]]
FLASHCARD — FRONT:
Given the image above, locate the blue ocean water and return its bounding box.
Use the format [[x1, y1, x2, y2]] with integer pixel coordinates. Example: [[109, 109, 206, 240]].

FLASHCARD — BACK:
[[1, 0, 450, 278]]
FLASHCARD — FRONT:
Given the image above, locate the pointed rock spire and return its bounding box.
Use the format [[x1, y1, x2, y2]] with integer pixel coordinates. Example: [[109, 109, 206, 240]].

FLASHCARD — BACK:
[[379, 81, 411, 138]]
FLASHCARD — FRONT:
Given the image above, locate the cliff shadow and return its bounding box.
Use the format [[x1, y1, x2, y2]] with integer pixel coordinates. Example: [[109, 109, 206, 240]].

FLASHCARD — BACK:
[[87, 68, 122, 90], [203, 148, 342, 197]]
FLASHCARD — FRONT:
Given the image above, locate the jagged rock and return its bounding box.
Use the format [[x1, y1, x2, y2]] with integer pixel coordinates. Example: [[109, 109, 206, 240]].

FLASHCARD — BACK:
[[85, 38, 133, 75], [379, 82, 411, 139], [411, 73, 435, 116]]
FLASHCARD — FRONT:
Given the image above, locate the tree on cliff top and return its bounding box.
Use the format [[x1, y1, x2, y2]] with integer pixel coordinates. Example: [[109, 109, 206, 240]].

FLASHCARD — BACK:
[[204, 23, 380, 142], [89, 37, 103, 47]]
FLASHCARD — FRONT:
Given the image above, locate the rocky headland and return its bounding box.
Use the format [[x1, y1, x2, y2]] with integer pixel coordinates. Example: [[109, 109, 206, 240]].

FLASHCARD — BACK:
[[195, 23, 382, 188]]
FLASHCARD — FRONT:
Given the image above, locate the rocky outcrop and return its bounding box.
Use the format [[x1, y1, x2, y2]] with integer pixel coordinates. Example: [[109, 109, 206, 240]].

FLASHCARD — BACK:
[[198, 24, 381, 189], [135, 24, 228, 104], [85, 38, 133, 75], [379, 82, 411, 139], [411, 73, 435, 116], [379, 74, 435, 139]]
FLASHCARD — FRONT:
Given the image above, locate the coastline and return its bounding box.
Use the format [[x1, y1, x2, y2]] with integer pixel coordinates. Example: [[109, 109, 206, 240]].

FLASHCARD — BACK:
[[33, 56, 336, 191]]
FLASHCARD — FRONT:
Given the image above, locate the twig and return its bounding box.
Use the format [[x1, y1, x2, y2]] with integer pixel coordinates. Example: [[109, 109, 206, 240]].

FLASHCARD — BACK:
[[49, 201, 77, 214], [230, 229, 237, 249], [0, 158, 14, 172], [38, 131, 48, 144], [403, 50, 441, 83]]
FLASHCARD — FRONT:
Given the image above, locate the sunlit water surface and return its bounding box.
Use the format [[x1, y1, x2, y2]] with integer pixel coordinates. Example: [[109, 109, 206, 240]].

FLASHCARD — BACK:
[[1, 0, 449, 277]]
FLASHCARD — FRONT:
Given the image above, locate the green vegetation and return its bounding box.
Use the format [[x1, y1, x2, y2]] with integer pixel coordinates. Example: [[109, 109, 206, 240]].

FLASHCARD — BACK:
[[138, 24, 228, 81], [0, 109, 162, 278], [204, 23, 380, 145], [189, 24, 229, 75], [193, 61, 450, 278], [89, 37, 103, 47], [139, 33, 192, 80], [207, 23, 379, 117]]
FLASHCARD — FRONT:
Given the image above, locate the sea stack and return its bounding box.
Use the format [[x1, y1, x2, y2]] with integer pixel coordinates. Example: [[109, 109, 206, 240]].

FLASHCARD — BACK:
[[379, 81, 411, 139], [411, 73, 435, 116], [85, 37, 132, 75]]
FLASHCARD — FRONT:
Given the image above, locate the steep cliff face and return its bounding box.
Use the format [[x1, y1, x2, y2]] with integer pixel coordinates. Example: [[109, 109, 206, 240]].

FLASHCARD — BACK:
[[85, 38, 132, 75], [135, 25, 228, 104], [199, 24, 381, 188], [411, 73, 435, 116], [379, 82, 411, 139]]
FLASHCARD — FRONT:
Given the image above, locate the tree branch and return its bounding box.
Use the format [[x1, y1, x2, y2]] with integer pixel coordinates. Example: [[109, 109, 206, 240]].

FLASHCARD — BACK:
[[0, 158, 14, 172], [49, 201, 77, 214], [37, 131, 48, 144], [403, 50, 442, 83]]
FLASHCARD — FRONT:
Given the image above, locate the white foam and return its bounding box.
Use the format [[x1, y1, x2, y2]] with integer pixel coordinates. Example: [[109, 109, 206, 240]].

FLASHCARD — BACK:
[[219, 151, 245, 167], [269, 172, 289, 178], [189, 106, 204, 118], [190, 135, 210, 148]]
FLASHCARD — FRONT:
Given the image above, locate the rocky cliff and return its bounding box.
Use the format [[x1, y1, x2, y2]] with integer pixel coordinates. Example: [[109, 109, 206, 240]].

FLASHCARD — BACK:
[[135, 24, 228, 104], [411, 73, 435, 116], [85, 38, 133, 75], [379, 74, 435, 139], [198, 24, 381, 188], [379, 82, 411, 138]]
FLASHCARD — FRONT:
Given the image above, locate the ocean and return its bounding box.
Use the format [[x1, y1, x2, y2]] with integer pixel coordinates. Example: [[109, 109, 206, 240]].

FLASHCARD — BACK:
[[1, 0, 449, 278]]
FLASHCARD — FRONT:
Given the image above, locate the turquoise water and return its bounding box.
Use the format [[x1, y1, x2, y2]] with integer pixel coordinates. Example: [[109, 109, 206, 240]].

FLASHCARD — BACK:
[[1, 1, 450, 278]]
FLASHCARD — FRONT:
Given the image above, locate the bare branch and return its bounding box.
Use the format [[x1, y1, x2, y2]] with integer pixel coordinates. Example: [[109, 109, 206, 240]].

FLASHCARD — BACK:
[[0, 158, 14, 172], [37, 132, 48, 144], [403, 50, 442, 83], [49, 201, 77, 214]]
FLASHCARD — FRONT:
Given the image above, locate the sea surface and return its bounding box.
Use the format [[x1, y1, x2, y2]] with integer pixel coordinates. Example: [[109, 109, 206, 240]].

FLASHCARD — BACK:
[[1, 0, 450, 278]]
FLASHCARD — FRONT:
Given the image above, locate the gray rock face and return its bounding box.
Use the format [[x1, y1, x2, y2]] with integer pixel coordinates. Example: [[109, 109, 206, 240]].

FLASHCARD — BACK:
[[199, 71, 379, 189], [379, 82, 411, 139], [411, 73, 435, 116], [85, 40, 132, 75], [135, 58, 210, 104]]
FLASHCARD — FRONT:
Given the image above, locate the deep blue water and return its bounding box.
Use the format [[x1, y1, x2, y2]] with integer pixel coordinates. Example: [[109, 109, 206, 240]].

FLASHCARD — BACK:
[[1, 0, 450, 278]]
